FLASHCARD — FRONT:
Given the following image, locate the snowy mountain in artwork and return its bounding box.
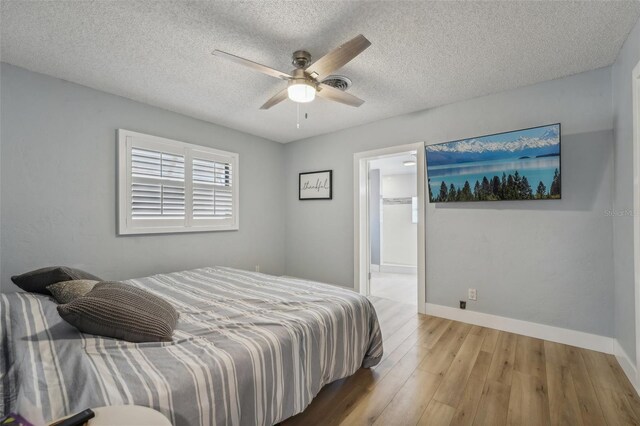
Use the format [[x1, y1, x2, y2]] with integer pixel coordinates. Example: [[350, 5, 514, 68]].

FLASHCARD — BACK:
[[426, 124, 561, 202], [426, 124, 560, 166]]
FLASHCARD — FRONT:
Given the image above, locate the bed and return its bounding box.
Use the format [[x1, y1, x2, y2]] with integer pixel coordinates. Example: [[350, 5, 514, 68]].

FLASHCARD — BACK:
[[0, 267, 383, 425]]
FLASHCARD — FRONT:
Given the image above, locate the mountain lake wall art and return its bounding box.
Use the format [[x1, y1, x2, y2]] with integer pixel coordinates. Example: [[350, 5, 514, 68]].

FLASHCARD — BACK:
[[426, 123, 561, 203]]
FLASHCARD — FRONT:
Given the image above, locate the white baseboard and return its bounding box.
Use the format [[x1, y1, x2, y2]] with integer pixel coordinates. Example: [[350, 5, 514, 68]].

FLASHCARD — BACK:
[[370, 264, 380, 273], [614, 339, 640, 394], [424, 303, 614, 354], [379, 264, 417, 274]]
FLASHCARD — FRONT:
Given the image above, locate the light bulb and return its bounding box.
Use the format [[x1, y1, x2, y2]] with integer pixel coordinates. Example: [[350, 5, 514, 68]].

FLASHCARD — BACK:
[[287, 82, 316, 103]]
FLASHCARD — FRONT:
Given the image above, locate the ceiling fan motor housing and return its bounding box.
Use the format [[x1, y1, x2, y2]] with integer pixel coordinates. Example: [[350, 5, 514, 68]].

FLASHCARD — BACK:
[[288, 69, 317, 87], [292, 50, 312, 69]]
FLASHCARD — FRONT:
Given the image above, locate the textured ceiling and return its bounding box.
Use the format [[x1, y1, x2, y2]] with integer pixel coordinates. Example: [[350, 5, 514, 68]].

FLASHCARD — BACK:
[[1, 1, 639, 143]]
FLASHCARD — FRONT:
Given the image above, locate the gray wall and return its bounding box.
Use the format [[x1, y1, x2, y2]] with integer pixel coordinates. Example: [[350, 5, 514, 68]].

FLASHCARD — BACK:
[[0, 63, 286, 290], [0, 57, 625, 339], [612, 18, 640, 360], [284, 67, 615, 337]]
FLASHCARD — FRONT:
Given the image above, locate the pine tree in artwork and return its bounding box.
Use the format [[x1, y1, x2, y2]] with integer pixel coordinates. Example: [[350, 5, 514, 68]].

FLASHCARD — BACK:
[[428, 178, 434, 202], [520, 176, 533, 199], [513, 170, 522, 190], [507, 174, 515, 199], [501, 172, 507, 198], [439, 181, 448, 202], [550, 168, 561, 198], [491, 176, 501, 199], [474, 180, 481, 200], [448, 183, 457, 202], [536, 181, 547, 199], [461, 181, 473, 201], [481, 176, 491, 198]]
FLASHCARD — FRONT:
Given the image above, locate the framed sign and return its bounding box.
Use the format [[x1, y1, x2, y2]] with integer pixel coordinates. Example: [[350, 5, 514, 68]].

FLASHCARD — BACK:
[[299, 170, 332, 200]]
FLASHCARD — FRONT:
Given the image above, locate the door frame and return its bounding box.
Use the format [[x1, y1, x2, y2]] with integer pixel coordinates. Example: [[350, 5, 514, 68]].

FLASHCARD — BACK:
[[353, 142, 426, 314], [633, 59, 640, 387]]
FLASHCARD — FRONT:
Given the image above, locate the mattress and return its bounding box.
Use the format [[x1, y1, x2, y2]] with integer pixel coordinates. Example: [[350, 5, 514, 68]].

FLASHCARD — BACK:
[[0, 267, 383, 425]]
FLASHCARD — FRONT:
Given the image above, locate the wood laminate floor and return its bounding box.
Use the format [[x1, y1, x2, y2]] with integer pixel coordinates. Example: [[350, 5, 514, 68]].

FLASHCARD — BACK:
[[283, 296, 640, 426]]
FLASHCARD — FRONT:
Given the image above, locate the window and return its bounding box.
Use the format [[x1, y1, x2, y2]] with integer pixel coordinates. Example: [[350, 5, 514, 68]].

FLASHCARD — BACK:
[[118, 129, 238, 235]]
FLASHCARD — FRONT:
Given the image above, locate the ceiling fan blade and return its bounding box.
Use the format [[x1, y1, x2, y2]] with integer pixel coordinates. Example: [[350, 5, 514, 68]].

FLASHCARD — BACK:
[[317, 83, 364, 107], [306, 35, 371, 81], [212, 50, 292, 80], [260, 88, 289, 110]]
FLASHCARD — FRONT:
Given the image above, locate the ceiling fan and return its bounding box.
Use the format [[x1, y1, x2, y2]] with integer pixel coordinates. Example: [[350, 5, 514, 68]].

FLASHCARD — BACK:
[[212, 34, 371, 110]]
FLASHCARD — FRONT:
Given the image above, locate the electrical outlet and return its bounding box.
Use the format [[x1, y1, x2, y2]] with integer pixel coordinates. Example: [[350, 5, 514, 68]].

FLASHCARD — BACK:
[[468, 288, 477, 301], [460, 300, 466, 309], [255, 265, 260, 272]]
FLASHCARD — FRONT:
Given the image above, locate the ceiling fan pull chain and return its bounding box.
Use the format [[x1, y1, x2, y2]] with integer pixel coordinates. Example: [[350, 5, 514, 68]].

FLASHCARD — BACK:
[[297, 103, 300, 129]]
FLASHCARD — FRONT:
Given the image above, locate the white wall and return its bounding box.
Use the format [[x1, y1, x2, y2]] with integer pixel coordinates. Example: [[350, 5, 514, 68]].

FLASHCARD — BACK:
[[0, 63, 286, 289], [612, 18, 640, 362], [382, 173, 417, 198], [284, 67, 615, 337], [381, 174, 417, 266]]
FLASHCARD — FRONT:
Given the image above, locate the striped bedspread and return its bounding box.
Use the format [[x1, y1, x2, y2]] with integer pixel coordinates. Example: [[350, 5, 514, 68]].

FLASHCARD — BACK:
[[0, 267, 383, 425]]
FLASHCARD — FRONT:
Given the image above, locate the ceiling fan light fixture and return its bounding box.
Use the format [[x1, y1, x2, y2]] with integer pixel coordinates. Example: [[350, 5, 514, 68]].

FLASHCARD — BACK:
[[287, 80, 316, 103], [213, 34, 370, 109]]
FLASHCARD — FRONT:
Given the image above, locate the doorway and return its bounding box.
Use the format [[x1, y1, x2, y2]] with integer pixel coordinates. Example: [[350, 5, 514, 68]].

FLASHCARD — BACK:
[[368, 153, 418, 305], [354, 142, 426, 313]]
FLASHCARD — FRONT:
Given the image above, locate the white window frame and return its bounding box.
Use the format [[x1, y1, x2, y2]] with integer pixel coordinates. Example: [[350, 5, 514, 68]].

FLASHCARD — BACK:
[[117, 129, 239, 235]]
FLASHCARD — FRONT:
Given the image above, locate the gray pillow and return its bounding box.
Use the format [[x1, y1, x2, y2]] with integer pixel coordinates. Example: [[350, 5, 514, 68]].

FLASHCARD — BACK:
[[11, 266, 102, 295], [57, 281, 179, 343], [46, 280, 98, 304]]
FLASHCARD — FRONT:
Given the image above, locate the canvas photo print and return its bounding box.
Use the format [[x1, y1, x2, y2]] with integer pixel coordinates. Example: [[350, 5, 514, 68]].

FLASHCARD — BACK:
[[426, 124, 561, 203]]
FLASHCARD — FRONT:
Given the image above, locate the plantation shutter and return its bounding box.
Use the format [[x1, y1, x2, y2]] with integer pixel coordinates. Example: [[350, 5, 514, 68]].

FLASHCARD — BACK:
[[131, 148, 185, 220], [118, 129, 239, 235], [191, 149, 236, 227]]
